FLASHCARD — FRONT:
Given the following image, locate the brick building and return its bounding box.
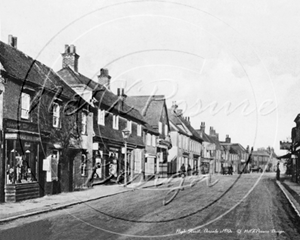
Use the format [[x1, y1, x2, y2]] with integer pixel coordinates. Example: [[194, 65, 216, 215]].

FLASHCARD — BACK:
[[58, 45, 147, 182], [0, 37, 91, 202]]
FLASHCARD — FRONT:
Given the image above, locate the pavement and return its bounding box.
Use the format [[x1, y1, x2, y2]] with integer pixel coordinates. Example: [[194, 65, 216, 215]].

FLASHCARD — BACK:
[[0, 178, 168, 224], [276, 174, 300, 218], [0, 173, 300, 225]]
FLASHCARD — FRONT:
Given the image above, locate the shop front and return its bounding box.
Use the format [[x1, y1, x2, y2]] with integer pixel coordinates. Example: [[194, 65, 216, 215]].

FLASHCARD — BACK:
[[3, 119, 48, 202]]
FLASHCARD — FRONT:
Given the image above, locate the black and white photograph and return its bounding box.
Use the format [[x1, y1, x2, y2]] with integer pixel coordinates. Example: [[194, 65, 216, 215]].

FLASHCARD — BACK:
[[0, 0, 300, 239]]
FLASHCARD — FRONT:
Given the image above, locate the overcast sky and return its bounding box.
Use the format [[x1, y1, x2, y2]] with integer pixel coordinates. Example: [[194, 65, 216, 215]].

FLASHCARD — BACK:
[[1, 0, 300, 155]]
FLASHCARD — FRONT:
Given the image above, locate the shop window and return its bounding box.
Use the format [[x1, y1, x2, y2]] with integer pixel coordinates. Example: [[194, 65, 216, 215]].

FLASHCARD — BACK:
[[6, 140, 37, 184], [21, 93, 30, 119], [52, 103, 61, 128], [81, 112, 87, 134], [98, 109, 105, 126], [113, 115, 119, 130]]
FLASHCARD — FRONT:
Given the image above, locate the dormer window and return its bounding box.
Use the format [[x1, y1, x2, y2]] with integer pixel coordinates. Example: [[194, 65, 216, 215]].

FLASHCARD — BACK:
[[113, 115, 119, 130], [21, 93, 30, 119], [52, 103, 61, 128]]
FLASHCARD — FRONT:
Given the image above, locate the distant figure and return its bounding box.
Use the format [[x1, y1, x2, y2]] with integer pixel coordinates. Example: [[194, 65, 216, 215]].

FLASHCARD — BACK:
[[180, 164, 186, 177], [276, 162, 280, 180], [229, 165, 233, 175], [187, 164, 192, 176], [221, 163, 224, 175]]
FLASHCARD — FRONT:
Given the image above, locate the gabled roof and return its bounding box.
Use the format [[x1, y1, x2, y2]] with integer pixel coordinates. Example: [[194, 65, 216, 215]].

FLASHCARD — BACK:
[[126, 95, 165, 127], [177, 115, 202, 142], [220, 142, 247, 154], [167, 108, 202, 142], [58, 67, 145, 123], [209, 135, 221, 150], [0, 41, 76, 99], [252, 149, 276, 158], [167, 109, 189, 136], [195, 129, 214, 143]]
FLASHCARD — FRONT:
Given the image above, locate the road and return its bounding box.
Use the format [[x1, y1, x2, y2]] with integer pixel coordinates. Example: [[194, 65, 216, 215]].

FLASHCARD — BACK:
[[1, 173, 300, 240]]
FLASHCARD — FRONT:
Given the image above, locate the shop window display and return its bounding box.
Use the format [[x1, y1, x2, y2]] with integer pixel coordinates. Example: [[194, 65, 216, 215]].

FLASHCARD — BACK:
[[6, 139, 38, 184]]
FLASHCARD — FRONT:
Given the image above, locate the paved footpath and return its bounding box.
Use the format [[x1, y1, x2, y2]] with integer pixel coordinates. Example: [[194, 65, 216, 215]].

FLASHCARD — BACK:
[[0, 178, 170, 224], [276, 174, 300, 218]]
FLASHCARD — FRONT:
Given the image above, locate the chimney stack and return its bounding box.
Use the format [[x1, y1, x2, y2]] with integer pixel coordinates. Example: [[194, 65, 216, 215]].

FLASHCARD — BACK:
[[225, 134, 231, 143], [8, 35, 17, 48], [171, 101, 178, 113], [200, 122, 205, 133], [62, 44, 79, 72], [209, 126, 213, 136], [97, 68, 111, 90]]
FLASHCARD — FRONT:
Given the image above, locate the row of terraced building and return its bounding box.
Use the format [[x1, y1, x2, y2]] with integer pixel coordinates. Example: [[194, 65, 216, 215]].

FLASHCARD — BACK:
[[0, 35, 252, 202]]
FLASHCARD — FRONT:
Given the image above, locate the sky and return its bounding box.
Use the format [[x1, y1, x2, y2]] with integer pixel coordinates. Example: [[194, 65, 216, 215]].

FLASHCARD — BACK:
[[1, 0, 300, 155]]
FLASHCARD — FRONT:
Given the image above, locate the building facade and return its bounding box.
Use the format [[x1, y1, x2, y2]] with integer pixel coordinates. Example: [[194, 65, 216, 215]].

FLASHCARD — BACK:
[[0, 37, 91, 202], [168, 102, 202, 176], [126, 95, 171, 177], [58, 45, 147, 183]]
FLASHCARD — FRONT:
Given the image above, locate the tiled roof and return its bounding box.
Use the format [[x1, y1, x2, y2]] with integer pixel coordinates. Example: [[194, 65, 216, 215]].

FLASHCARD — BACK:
[[58, 67, 146, 123], [167, 109, 188, 135], [209, 135, 221, 150], [126, 95, 165, 127], [195, 129, 214, 143], [0, 41, 76, 99], [93, 121, 144, 148], [220, 143, 247, 154], [177, 116, 202, 142]]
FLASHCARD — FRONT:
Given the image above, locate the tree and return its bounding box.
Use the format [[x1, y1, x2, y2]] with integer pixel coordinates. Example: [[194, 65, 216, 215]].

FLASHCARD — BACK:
[[31, 94, 84, 192]]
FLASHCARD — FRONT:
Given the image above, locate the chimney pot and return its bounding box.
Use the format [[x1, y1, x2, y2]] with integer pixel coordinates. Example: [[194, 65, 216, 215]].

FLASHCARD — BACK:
[[70, 45, 76, 53], [8, 35, 13, 46], [8, 35, 17, 48], [117, 88, 120, 96], [64, 44, 69, 53]]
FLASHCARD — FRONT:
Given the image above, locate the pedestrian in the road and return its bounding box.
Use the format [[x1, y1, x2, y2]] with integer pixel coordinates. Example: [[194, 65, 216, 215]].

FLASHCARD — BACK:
[[187, 164, 192, 176], [180, 163, 186, 177]]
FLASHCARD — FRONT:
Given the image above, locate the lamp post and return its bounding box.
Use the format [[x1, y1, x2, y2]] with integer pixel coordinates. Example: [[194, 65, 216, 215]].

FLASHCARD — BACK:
[[122, 128, 130, 186]]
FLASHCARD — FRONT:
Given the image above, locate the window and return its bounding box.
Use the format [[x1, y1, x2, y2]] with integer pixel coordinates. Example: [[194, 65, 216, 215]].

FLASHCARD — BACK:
[[158, 122, 162, 134], [152, 135, 156, 147], [21, 93, 30, 119], [165, 124, 168, 136], [52, 103, 60, 128], [113, 115, 119, 130], [98, 109, 105, 126], [137, 124, 142, 136], [146, 133, 151, 146], [127, 120, 132, 133], [81, 112, 87, 134]]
